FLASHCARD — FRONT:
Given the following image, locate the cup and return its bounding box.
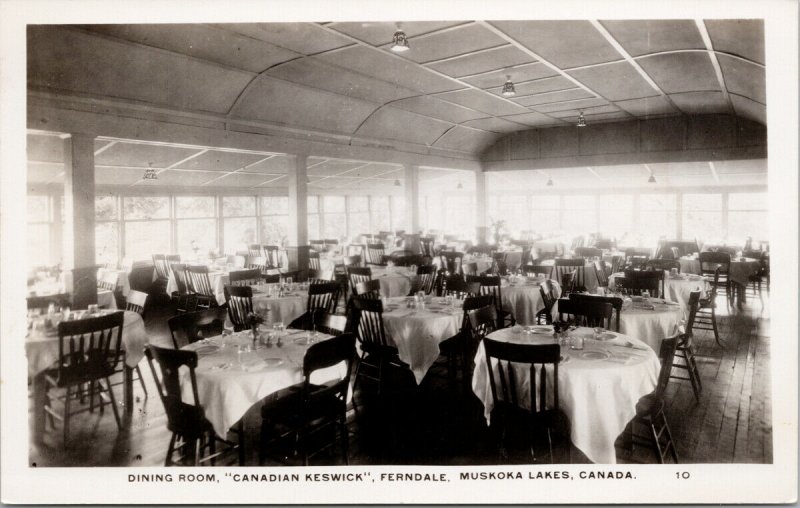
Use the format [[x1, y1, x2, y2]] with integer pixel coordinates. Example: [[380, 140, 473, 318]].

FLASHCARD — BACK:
[[670, 267, 678, 276]]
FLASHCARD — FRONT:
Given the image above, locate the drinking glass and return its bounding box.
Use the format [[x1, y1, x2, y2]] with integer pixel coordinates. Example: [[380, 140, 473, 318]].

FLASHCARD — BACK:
[[88, 304, 99, 315], [570, 333, 585, 350]]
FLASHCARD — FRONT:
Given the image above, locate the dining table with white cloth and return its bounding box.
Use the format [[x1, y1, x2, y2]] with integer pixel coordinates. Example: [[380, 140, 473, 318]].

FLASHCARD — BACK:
[[499, 277, 561, 326], [250, 285, 309, 325], [27, 309, 148, 430], [531, 240, 567, 257], [472, 325, 660, 464], [380, 296, 462, 384], [608, 271, 709, 311], [166, 265, 256, 306], [180, 331, 346, 438], [541, 259, 600, 293], [371, 266, 416, 297]]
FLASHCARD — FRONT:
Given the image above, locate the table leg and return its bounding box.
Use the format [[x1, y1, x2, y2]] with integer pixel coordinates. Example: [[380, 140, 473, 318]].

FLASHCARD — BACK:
[[32, 373, 46, 438], [123, 365, 134, 416]]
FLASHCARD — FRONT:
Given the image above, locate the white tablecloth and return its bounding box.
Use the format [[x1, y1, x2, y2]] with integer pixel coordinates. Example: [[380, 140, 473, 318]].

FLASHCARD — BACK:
[[381, 297, 461, 384], [609, 271, 708, 312], [500, 279, 561, 326], [181, 332, 345, 437], [166, 266, 252, 306], [472, 326, 659, 464], [542, 260, 599, 293], [98, 289, 117, 310], [371, 267, 416, 297], [251, 287, 308, 325], [97, 268, 131, 296], [26, 310, 146, 377], [680, 257, 760, 287], [532, 240, 566, 257], [678, 257, 701, 275]]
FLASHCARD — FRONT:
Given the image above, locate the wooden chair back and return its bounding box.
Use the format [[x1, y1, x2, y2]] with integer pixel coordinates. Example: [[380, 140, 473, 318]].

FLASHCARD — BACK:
[[167, 307, 227, 349], [97, 270, 119, 291], [263, 246, 281, 268], [699, 252, 731, 281], [419, 236, 435, 257], [538, 280, 557, 316], [646, 259, 681, 273], [443, 275, 480, 299], [186, 265, 215, 297], [350, 297, 390, 350], [574, 247, 602, 259], [55, 311, 124, 385], [365, 243, 386, 265], [309, 250, 321, 271], [440, 251, 464, 276], [554, 258, 585, 289], [467, 304, 498, 343], [152, 254, 171, 280], [466, 275, 504, 316], [170, 263, 191, 296], [248, 244, 263, 259], [27, 293, 71, 311], [343, 255, 362, 268], [557, 298, 613, 329], [593, 260, 610, 288], [355, 279, 382, 299], [522, 265, 553, 278], [621, 269, 664, 298], [416, 264, 437, 295], [684, 290, 701, 335], [567, 293, 622, 331], [224, 285, 253, 332], [307, 282, 340, 314], [145, 345, 204, 437], [301, 333, 356, 409], [125, 290, 148, 315], [313, 310, 348, 336], [346, 266, 372, 296], [229, 268, 262, 287]]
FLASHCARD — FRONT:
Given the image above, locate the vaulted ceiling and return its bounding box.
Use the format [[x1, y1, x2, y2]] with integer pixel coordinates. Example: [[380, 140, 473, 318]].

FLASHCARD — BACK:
[[28, 19, 766, 160]]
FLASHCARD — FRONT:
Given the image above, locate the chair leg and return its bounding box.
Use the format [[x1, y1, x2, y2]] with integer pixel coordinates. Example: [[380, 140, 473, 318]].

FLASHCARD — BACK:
[[135, 365, 148, 398], [63, 385, 71, 446], [238, 421, 245, 466], [165, 432, 177, 466], [340, 415, 349, 465], [209, 432, 216, 466], [648, 420, 664, 464], [663, 417, 679, 464], [711, 307, 723, 347], [103, 377, 122, 430]]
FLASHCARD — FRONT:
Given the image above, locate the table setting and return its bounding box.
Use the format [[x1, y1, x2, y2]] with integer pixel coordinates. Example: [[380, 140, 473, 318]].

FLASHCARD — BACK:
[[472, 324, 659, 464], [249, 282, 309, 325], [371, 265, 417, 297]]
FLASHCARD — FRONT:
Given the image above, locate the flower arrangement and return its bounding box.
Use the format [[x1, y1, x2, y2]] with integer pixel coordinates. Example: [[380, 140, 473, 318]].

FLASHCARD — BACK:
[[247, 312, 264, 341], [489, 218, 506, 246], [552, 318, 575, 336]]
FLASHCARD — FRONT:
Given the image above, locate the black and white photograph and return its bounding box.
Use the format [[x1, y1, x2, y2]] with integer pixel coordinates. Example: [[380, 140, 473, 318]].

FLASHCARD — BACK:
[[1, 0, 796, 504]]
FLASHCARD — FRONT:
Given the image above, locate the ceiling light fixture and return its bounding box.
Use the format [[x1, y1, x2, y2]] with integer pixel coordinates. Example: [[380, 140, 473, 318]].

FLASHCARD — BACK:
[[390, 25, 410, 53], [546, 177, 554, 187], [577, 111, 587, 128], [394, 179, 401, 187], [143, 162, 158, 180], [501, 75, 516, 97], [648, 174, 656, 183]]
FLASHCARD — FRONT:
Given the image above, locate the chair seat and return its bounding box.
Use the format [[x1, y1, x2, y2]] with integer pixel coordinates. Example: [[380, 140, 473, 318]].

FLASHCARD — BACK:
[[165, 402, 216, 439], [262, 383, 346, 426], [635, 393, 664, 419], [438, 332, 464, 354], [44, 363, 117, 387]]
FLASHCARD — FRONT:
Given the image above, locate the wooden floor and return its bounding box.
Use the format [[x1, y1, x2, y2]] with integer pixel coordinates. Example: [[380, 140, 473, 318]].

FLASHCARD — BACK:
[[28, 288, 772, 467]]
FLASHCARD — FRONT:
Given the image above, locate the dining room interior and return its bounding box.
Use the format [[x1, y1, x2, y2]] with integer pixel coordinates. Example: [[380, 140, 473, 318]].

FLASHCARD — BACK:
[[21, 18, 772, 468]]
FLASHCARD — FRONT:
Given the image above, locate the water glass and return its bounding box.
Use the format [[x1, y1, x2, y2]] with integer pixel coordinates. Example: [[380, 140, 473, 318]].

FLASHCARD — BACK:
[[570, 334, 585, 350], [87, 304, 99, 315]]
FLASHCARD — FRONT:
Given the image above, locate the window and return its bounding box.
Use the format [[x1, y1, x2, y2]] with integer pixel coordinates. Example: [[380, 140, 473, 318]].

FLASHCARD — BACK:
[[347, 196, 370, 237], [728, 192, 768, 245], [370, 196, 391, 233], [597, 194, 634, 240], [422, 195, 444, 232], [530, 195, 560, 235], [321, 196, 346, 240], [492, 195, 528, 238], [176, 196, 217, 258], [638, 194, 677, 243], [260, 196, 288, 246], [123, 197, 170, 260], [222, 196, 256, 254], [27, 194, 52, 269], [682, 194, 722, 243], [562, 195, 597, 236], [307, 196, 320, 240], [444, 196, 474, 240], [95, 195, 119, 266]]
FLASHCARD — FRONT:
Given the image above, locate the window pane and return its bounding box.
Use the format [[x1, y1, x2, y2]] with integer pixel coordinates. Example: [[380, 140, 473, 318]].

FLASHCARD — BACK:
[[348, 212, 370, 238], [177, 219, 217, 258], [424, 196, 444, 232], [222, 196, 256, 217], [176, 196, 215, 218], [260, 196, 288, 215], [597, 195, 634, 240], [391, 196, 405, 231], [348, 196, 369, 212], [307, 214, 320, 240], [682, 194, 722, 241], [729, 192, 768, 210], [728, 211, 769, 245], [27, 223, 50, 269], [124, 221, 170, 260], [27, 195, 50, 222], [223, 217, 257, 254], [492, 195, 527, 238], [307, 196, 319, 213], [562, 195, 596, 235], [445, 196, 474, 239], [95, 195, 118, 221], [123, 196, 169, 220], [370, 197, 391, 232], [531, 195, 560, 234], [636, 194, 677, 243], [261, 215, 288, 245], [322, 213, 347, 239], [531, 195, 560, 210], [95, 222, 119, 266], [323, 196, 345, 213], [640, 193, 676, 211]]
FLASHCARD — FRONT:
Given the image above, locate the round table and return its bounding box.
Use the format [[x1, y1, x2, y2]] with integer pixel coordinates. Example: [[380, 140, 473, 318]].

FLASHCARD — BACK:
[[381, 296, 461, 384], [500, 278, 561, 326], [251, 286, 308, 325], [617, 300, 683, 352], [371, 267, 416, 297], [472, 326, 659, 464], [541, 259, 600, 293], [609, 271, 708, 311]]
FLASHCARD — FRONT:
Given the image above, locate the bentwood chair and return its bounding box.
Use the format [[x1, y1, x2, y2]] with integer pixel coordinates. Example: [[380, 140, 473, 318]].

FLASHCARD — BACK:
[[259, 333, 356, 466], [628, 336, 680, 464], [146, 345, 243, 466], [229, 268, 262, 287], [557, 298, 613, 329], [466, 275, 515, 329], [554, 258, 586, 292], [350, 298, 409, 394], [670, 290, 702, 401], [223, 285, 254, 332], [185, 265, 217, 309], [168, 307, 228, 349], [44, 312, 124, 446], [482, 337, 569, 462]]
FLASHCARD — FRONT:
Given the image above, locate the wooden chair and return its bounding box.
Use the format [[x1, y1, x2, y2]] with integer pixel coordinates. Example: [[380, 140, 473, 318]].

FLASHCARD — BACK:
[[263, 246, 281, 269], [145, 345, 243, 466], [350, 298, 408, 394], [248, 244, 263, 259], [365, 243, 387, 266], [308, 251, 321, 271], [121, 290, 149, 396], [259, 333, 356, 466], [522, 265, 552, 278], [168, 307, 228, 349], [97, 270, 119, 291], [566, 294, 623, 331], [624, 248, 651, 269], [609, 255, 624, 275], [482, 337, 569, 462], [440, 251, 464, 276], [535, 280, 557, 325], [646, 259, 681, 273], [593, 260, 610, 291], [416, 265, 437, 295], [307, 268, 334, 283], [462, 262, 479, 276], [694, 267, 724, 347], [152, 254, 171, 289], [229, 268, 262, 287], [169, 263, 195, 313], [670, 290, 702, 401], [346, 266, 372, 299], [574, 247, 602, 259], [419, 236, 435, 257], [313, 310, 348, 336], [443, 275, 480, 299], [466, 275, 515, 329], [307, 282, 339, 314], [438, 295, 494, 382], [618, 269, 664, 298], [44, 312, 124, 445], [554, 258, 586, 292], [699, 252, 732, 306], [557, 298, 613, 329], [628, 336, 679, 464], [185, 265, 217, 309], [247, 255, 270, 272], [355, 279, 382, 299], [343, 255, 362, 268], [223, 285, 253, 332]]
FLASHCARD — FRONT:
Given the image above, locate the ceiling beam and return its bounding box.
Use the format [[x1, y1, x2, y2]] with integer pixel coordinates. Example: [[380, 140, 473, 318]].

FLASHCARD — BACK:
[[130, 148, 208, 186], [695, 20, 736, 116], [93, 140, 117, 156], [201, 155, 276, 187]]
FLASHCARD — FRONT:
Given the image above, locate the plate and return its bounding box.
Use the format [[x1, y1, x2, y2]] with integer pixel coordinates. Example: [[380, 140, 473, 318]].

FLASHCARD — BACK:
[[595, 332, 616, 341], [194, 345, 220, 355], [580, 350, 610, 360], [531, 326, 552, 334]]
